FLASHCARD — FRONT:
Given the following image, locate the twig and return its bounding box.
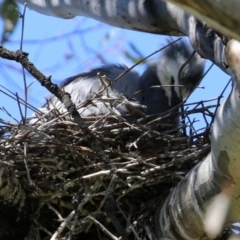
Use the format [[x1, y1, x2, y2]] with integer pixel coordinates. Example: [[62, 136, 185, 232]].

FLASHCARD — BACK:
[[50, 210, 76, 240], [15, 92, 24, 123], [24, 141, 32, 185], [19, 3, 28, 122], [178, 50, 197, 136], [85, 216, 119, 240], [113, 38, 181, 83], [82, 169, 129, 180], [48, 204, 64, 221], [0, 85, 41, 114], [0, 45, 110, 164], [104, 173, 128, 239], [0, 107, 19, 123]]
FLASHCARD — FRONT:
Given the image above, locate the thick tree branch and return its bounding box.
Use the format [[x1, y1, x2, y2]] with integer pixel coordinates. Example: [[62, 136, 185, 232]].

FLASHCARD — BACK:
[[155, 40, 240, 239], [164, 0, 240, 41], [15, 0, 229, 75], [16, 0, 183, 34]]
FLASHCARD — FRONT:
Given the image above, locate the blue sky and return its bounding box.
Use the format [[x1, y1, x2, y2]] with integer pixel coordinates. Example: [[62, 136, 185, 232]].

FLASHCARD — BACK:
[[0, 2, 230, 131]]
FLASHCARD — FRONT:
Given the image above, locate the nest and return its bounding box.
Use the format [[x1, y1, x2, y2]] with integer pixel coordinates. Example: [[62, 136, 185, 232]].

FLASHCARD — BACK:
[[0, 98, 217, 240]]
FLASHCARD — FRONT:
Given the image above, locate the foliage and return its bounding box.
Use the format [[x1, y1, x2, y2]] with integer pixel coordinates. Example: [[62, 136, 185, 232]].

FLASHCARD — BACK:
[[0, 0, 19, 44]]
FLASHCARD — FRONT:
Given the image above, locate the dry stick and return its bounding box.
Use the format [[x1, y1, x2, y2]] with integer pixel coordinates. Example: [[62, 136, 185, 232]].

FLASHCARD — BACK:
[[16, 92, 32, 184], [115, 203, 141, 240], [0, 45, 110, 164], [140, 145, 210, 176], [94, 39, 182, 100], [85, 216, 119, 240], [114, 38, 181, 83], [98, 73, 111, 98], [104, 173, 128, 240], [186, 117, 195, 147], [34, 219, 52, 237], [200, 101, 210, 127], [15, 92, 24, 123], [18, 3, 28, 122], [0, 85, 41, 114], [48, 204, 64, 221], [71, 193, 92, 234], [145, 102, 218, 130], [177, 50, 197, 136], [0, 106, 19, 123], [49, 194, 91, 238], [50, 209, 76, 240]]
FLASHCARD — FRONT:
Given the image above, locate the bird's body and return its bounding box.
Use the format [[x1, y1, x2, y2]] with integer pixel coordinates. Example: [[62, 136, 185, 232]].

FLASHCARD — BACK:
[[47, 65, 142, 117], [29, 40, 205, 124], [30, 65, 142, 123]]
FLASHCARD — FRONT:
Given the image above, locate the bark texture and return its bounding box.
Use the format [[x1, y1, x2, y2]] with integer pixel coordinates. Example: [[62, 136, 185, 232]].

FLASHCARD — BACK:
[[155, 40, 240, 240], [15, 0, 229, 74], [164, 0, 240, 41]]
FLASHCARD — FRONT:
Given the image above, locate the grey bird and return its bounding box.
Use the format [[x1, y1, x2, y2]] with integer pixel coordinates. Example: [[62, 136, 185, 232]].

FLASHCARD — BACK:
[[140, 40, 205, 115], [29, 40, 205, 124]]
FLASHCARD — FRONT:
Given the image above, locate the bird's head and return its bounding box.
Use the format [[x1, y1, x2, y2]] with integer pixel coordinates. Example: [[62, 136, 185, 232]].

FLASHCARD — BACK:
[[140, 40, 205, 115]]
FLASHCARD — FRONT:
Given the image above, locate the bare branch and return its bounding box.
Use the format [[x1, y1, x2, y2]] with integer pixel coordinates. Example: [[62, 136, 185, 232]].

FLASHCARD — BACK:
[[0, 45, 110, 163]]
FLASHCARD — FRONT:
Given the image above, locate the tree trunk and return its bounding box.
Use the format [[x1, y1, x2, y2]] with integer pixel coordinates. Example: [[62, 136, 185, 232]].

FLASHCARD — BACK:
[[154, 40, 240, 240]]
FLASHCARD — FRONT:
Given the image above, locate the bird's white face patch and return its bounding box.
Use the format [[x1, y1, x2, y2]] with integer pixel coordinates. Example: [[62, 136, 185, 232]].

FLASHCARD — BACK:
[[156, 58, 184, 106], [160, 73, 173, 106], [158, 57, 191, 106]]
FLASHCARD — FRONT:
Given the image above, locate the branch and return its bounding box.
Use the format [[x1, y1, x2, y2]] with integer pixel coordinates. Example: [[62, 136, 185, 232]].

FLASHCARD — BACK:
[[15, 0, 229, 75], [0, 45, 109, 163], [155, 40, 240, 239], [16, 0, 183, 34], [164, 0, 240, 41], [104, 173, 128, 240]]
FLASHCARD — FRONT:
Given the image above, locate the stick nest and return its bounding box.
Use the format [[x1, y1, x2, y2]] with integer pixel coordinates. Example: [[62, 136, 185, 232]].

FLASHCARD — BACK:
[[0, 98, 217, 240]]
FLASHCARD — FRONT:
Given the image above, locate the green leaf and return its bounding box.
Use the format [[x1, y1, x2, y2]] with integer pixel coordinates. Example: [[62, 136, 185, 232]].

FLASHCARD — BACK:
[[0, 0, 19, 43]]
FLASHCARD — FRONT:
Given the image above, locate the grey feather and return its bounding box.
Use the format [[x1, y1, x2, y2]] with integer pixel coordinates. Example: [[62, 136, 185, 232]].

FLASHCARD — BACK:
[[29, 41, 205, 124], [29, 65, 142, 123], [140, 40, 205, 115]]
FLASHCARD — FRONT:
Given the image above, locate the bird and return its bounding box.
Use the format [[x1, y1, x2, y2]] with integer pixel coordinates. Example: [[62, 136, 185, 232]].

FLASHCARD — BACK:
[[29, 40, 205, 124], [140, 40, 205, 115], [29, 64, 143, 124]]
